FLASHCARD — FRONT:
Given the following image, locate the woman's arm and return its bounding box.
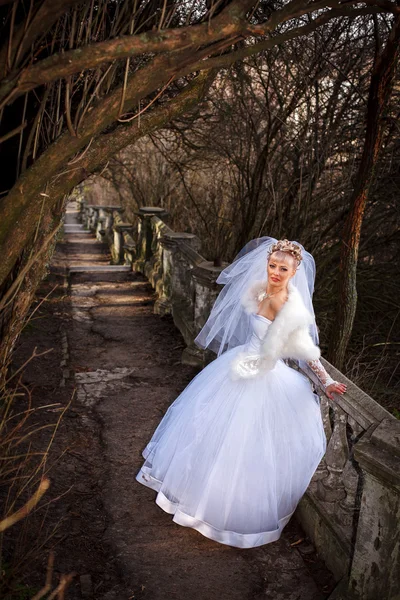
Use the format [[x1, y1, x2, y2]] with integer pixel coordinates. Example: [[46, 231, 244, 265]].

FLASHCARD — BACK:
[[306, 358, 347, 399]]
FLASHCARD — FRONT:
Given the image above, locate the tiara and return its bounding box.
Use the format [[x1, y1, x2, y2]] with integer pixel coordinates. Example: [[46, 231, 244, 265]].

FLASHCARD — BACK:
[[267, 239, 302, 266]]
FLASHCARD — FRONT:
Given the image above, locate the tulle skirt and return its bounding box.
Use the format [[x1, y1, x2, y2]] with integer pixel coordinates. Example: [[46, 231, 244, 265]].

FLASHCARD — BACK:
[[136, 347, 327, 548]]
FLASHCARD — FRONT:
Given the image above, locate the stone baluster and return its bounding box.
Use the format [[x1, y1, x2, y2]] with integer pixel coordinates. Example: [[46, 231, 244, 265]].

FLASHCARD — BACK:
[[96, 208, 107, 241], [85, 205, 91, 229], [85, 206, 93, 230], [79, 199, 88, 225], [103, 208, 114, 240], [343, 417, 400, 600], [156, 232, 201, 326], [109, 208, 129, 264], [82, 203, 91, 229], [338, 458, 361, 526], [179, 260, 226, 366], [313, 395, 332, 481], [123, 235, 136, 266], [117, 224, 135, 265], [111, 207, 125, 220], [75, 196, 84, 219], [111, 224, 123, 265], [154, 231, 174, 316], [144, 217, 170, 289], [134, 207, 169, 272], [88, 206, 99, 231], [316, 403, 349, 502]]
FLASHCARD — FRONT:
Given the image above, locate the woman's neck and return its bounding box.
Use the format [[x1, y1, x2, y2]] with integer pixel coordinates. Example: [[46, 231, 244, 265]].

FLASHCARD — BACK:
[[266, 282, 287, 296]]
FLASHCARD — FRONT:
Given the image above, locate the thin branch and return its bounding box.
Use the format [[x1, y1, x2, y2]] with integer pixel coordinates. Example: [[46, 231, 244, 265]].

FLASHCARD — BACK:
[[0, 477, 50, 532], [0, 0, 394, 102], [189, 6, 390, 71], [117, 75, 175, 122], [0, 120, 27, 144]]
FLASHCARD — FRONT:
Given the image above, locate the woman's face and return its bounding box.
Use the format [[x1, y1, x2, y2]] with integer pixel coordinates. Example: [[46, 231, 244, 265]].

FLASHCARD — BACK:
[[267, 251, 296, 288]]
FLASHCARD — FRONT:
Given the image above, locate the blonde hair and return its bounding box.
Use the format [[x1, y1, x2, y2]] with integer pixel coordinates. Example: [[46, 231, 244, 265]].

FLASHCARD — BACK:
[[267, 239, 302, 269]]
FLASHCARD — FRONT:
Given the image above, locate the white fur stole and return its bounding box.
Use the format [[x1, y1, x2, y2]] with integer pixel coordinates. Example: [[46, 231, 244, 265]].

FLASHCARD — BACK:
[[236, 279, 320, 375]]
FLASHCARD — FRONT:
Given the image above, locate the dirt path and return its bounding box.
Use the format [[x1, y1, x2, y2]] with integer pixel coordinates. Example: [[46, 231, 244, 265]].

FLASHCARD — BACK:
[[12, 202, 336, 600]]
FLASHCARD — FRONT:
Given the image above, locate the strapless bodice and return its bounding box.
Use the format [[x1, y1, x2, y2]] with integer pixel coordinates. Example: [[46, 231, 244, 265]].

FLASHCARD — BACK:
[[252, 313, 272, 335], [246, 313, 272, 354], [230, 313, 274, 379]]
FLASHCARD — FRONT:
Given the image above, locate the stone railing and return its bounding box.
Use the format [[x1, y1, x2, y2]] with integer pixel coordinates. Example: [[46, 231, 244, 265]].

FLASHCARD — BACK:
[[77, 201, 400, 600], [293, 360, 399, 600], [76, 198, 136, 265]]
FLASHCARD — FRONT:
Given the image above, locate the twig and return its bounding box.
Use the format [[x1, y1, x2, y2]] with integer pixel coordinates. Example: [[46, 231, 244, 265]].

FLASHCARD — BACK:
[[67, 136, 94, 164], [117, 75, 174, 122], [30, 549, 54, 600], [4, 347, 54, 385], [0, 120, 27, 145], [0, 477, 50, 532], [0, 224, 62, 313]]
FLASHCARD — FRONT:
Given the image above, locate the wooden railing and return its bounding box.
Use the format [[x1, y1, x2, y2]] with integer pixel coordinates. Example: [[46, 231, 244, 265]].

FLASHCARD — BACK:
[[75, 197, 400, 600]]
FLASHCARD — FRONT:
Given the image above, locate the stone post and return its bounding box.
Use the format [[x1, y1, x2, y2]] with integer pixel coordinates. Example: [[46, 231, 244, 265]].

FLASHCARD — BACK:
[[148, 217, 171, 291], [154, 232, 173, 316], [103, 208, 114, 242], [344, 417, 400, 600], [81, 202, 90, 228], [110, 223, 131, 265], [123, 240, 136, 266], [77, 198, 84, 224], [117, 224, 135, 265], [180, 260, 226, 366], [134, 207, 169, 272], [156, 232, 201, 322], [96, 208, 107, 241], [88, 206, 99, 231], [111, 225, 122, 264], [76, 196, 85, 220], [192, 261, 225, 332]]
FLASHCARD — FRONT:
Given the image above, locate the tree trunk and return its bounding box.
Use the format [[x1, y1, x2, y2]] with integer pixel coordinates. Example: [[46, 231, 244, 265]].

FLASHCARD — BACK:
[[0, 70, 216, 366], [327, 15, 400, 370]]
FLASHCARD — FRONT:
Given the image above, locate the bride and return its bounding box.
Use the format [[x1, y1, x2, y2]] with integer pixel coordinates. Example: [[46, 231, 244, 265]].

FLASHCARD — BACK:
[[136, 238, 346, 548]]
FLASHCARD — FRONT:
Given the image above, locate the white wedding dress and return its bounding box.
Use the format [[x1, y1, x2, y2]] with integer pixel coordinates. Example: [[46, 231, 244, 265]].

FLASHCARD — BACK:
[[136, 312, 327, 548]]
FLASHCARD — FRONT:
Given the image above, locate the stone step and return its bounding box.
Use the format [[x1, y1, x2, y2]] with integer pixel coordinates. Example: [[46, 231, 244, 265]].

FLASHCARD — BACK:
[[69, 271, 136, 284], [64, 225, 90, 229], [64, 225, 89, 231], [69, 265, 131, 273], [64, 232, 93, 236]]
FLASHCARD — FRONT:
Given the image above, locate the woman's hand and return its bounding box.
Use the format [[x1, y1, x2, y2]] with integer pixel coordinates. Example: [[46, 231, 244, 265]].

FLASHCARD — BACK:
[[325, 382, 347, 400]]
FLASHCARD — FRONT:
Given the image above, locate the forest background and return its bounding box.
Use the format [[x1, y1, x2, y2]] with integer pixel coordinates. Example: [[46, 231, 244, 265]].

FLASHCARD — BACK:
[[85, 7, 400, 412], [0, 1, 399, 595], [0, 0, 398, 409]]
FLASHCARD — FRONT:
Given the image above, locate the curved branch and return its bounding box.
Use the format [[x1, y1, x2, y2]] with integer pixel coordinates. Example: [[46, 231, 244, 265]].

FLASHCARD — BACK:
[[0, 0, 255, 103], [0, 69, 217, 287], [1, 0, 395, 103], [0, 0, 92, 77], [189, 5, 391, 71]]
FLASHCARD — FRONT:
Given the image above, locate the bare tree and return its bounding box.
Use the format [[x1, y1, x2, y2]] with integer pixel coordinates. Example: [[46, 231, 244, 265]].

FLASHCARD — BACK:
[[143, 20, 374, 261], [0, 0, 398, 366], [102, 19, 399, 401], [328, 14, 400, 369], [0, 1, 397, 280]]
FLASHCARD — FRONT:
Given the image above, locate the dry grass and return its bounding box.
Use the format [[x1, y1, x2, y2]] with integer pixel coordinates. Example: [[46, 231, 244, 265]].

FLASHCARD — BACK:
[[0, 281, 76, 599], [0, 360, 77, 598]]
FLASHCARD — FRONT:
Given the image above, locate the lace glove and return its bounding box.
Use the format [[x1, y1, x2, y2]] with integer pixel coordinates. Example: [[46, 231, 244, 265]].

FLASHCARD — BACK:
[[306, 358, 336, 390]]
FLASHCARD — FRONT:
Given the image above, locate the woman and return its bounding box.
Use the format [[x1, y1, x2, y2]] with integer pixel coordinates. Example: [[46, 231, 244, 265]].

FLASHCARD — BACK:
[[136, 238, 346, 548]]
